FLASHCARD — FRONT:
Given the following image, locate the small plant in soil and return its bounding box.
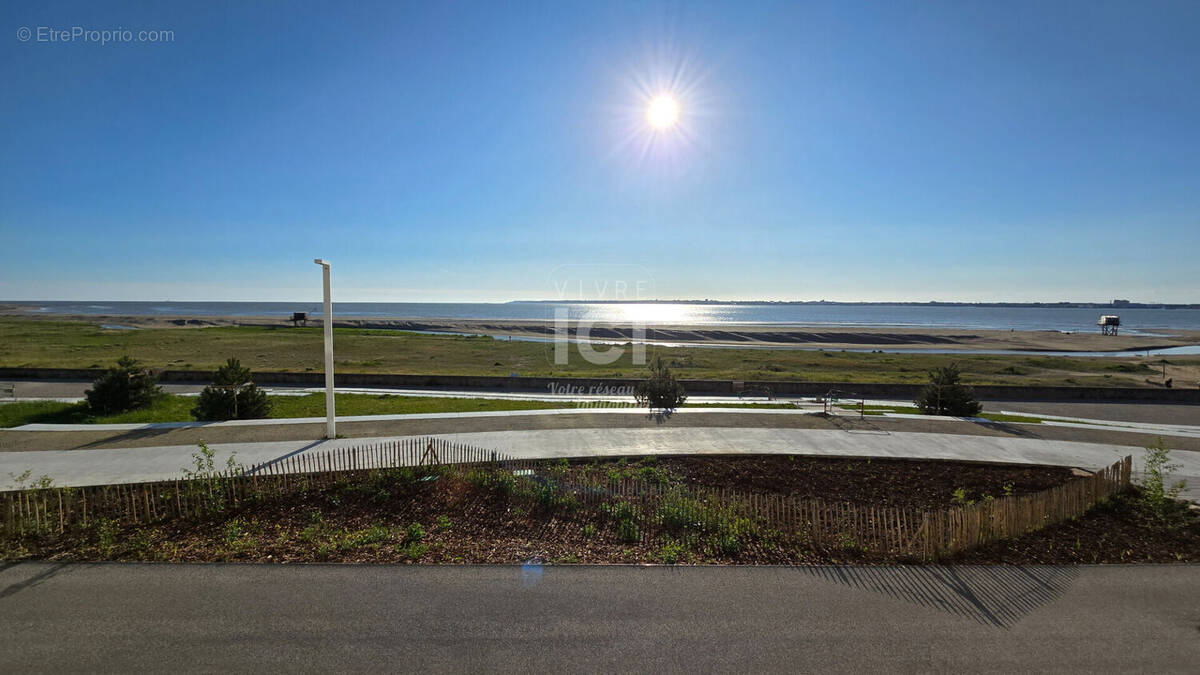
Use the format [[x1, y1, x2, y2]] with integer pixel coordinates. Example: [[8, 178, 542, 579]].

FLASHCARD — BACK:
[[1138, 438, 1187, 523]]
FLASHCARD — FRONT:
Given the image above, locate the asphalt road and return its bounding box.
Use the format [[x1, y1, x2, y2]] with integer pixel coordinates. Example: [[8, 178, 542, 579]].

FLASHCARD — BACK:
[[0, 563, 1196, 673]]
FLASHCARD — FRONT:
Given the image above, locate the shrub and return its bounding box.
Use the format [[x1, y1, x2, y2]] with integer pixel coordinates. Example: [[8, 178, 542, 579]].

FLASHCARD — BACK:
[[85, 356, 162, 415], [1139, 438, 1186, 521], [914, 363, 982, 417], [634, 356, 687, 412], [192, 358, 272, 421]]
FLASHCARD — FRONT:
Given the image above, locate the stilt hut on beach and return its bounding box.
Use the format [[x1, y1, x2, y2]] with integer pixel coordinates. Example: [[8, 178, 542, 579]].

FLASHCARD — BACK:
[[1098, 315, 1120, 335]]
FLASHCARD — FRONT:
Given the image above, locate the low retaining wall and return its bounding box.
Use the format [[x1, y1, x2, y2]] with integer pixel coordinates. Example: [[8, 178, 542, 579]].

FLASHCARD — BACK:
[[2, 366, 1198, 403]]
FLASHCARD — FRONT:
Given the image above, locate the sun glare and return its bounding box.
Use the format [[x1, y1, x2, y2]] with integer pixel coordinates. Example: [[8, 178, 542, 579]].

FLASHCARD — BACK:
[[646, 95, 680, 130]]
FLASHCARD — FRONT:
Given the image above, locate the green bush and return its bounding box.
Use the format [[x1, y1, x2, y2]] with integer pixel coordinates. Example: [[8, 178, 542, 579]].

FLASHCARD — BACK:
[[192, 358, 272, 421], [85, 356, 162, 415], [914, 363, 982, 417], [634, 356, 688, 412]]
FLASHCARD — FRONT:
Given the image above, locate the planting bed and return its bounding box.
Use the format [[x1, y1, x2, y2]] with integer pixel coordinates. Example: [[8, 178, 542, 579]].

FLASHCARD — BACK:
[[610, 455, 1074, 510], [2, 455, 1195, 565]]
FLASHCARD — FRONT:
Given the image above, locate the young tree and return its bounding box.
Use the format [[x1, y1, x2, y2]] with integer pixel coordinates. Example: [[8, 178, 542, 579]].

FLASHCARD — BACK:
[[634, 356, 688, 412], [914, 362, 982, 417], [192, 358, 272, 421], [85, 356, 162, 414]]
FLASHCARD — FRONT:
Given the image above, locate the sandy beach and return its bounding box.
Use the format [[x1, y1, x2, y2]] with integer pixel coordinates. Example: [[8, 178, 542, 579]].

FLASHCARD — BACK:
[[5, 310, 1199, 353]]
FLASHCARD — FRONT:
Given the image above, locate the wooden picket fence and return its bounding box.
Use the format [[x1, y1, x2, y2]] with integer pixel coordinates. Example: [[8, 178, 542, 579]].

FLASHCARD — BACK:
[[0, 438, 1132, 560]]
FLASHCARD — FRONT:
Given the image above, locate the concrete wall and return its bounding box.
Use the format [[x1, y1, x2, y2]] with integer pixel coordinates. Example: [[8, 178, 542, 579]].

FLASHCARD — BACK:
[[2, 367, 1198, 403]]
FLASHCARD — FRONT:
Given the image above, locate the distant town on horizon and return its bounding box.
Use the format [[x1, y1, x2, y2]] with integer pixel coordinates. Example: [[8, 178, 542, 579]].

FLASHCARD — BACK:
[[517, 300, 1200, 309]]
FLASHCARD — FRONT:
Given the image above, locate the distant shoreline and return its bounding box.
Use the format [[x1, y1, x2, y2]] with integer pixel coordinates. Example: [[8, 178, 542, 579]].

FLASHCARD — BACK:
[[3, 312, 1199, 353], [4, 300, 1199, 309], [515, 300, 1200, 309]]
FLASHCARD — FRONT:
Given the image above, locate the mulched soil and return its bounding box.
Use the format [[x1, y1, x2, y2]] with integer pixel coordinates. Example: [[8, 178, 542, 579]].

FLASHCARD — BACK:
[[613, 455, 1074, 510], [3, 456, 1195, 565], [948, 496, 1200, 564]]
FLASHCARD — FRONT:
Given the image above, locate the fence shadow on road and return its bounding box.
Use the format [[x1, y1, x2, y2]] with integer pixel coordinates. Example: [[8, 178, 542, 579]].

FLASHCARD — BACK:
[[245, 440, 331, 475], [0, 562, 74, 601], [77, 425, 205, 450], [971, 419, 1041, 439], [794, 564, 1080, 629]]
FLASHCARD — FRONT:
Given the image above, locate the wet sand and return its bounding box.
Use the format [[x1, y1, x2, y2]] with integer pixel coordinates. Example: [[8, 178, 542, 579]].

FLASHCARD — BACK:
[[4, 310, 1200, 353]]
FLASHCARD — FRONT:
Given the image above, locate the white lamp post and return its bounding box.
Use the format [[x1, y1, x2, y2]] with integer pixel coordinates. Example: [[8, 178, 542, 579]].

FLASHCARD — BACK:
[[313, 259, 336, 438]]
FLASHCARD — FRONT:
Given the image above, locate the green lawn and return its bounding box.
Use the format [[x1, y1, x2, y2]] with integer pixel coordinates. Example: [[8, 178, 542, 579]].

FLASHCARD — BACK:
[[0, 317, 1189, 387], [836, 404, 1047, 424], [0, 393, 794, 428]]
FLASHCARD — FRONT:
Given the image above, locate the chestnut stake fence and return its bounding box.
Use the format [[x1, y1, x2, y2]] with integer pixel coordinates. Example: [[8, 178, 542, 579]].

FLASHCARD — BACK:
[[0, 437, 1132, 560]]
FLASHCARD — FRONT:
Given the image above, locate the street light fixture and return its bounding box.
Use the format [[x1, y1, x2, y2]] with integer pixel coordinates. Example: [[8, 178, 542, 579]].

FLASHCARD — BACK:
[[314, 259, 335, 439]]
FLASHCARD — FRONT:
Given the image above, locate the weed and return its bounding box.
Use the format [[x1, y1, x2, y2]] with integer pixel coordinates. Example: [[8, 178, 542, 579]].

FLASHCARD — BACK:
[[616, 519, 639, 543], [637, 466, 670, 485], [405, 522, 425, 544], [399, 541, 428, 561], [223, 518, 246, 547], [9, 470, 55, 490], [708, 533, 741, 556], [96, 518, 118, 557], [346, 523, 390, 549], [435, 515, 452, 531], [468, 469, 516, 495], [600, 499, 640, 523], [581, 523, 596, 539], [299, 523, 322, 543], [660, 539, 686, 564], [130, 528, 153, 559]]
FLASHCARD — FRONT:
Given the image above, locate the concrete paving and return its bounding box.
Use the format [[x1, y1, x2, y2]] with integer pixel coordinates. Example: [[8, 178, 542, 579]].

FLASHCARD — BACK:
[[1, 563, 1197, 672], [3, 427, 1196, 501]]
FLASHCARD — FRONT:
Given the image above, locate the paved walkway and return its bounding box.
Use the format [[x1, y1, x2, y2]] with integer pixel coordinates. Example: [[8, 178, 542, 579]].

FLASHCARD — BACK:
[[3, 427, 1196, 500]]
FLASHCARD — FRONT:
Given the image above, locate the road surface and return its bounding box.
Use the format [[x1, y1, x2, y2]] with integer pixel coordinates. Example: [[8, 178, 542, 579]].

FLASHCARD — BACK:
[[0, 563, 1196, 673]]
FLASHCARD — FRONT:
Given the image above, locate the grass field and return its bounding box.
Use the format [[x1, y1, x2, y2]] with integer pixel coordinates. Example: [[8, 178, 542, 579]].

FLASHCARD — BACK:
[[0, 394, 579, 428], [836, 404, 1048, 424], [0, 393, 793, 428], [1, 318, 1194, 387]]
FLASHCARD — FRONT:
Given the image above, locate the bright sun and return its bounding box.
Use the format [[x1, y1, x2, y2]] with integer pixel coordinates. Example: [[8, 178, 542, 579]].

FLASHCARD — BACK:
[[646, 95, 680, 130]]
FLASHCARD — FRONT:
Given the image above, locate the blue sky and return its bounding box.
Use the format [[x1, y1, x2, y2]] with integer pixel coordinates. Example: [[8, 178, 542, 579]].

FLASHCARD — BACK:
[[2, 1, 1197, 303]]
